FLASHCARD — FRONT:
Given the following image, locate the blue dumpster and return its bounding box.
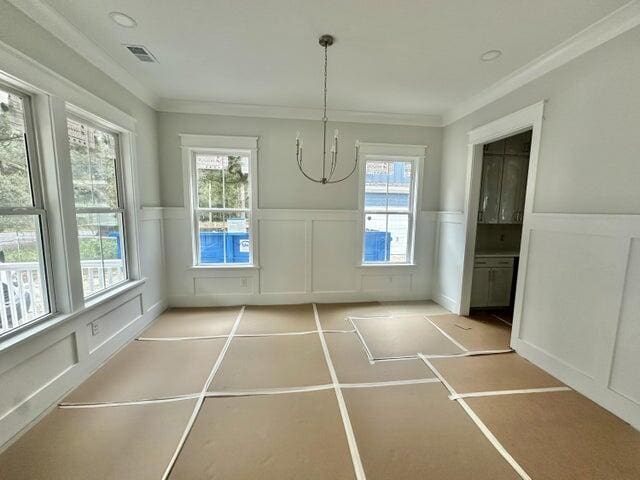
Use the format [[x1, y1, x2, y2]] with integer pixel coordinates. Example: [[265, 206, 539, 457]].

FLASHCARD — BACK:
[[200, 232, 250, 264], [363, 230, 391, 262]]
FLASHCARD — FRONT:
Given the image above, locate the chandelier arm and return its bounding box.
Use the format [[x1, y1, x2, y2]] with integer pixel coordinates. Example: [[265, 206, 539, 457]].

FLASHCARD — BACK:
[[328, 151, 338, 181], [297, 148, 325, 183], [325, 144, 359, 184]]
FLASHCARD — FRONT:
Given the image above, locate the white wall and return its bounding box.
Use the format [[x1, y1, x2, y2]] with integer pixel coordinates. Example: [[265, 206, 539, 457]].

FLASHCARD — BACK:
[[157, 112, 442, 305], [435, 26, 640, 428], [0, 1, 166, 448]]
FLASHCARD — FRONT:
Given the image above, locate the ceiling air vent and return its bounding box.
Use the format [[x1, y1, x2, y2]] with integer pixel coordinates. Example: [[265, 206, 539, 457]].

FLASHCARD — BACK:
[[124, 45, 157, 63]]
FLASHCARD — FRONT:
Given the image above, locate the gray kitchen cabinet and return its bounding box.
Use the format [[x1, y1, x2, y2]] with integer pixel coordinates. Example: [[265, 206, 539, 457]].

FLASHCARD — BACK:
[[478, 132, 530, 224], [499, 156, 529, 223], [478, 155, 503, 224], [470, 257, 514, 308]]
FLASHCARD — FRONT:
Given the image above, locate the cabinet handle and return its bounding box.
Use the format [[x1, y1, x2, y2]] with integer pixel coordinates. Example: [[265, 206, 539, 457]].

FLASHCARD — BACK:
[[478, 211, 484, 222]]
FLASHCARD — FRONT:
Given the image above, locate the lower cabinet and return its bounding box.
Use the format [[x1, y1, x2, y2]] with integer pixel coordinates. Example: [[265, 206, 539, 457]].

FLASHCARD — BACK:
[[470, 256, 514, 308]]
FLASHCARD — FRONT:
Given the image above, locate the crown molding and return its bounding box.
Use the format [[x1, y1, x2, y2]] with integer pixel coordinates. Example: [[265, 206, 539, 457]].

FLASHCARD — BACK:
[[443, 0, 640, 125], [157, 98, 443, 127], [7, 0, 160, 108]]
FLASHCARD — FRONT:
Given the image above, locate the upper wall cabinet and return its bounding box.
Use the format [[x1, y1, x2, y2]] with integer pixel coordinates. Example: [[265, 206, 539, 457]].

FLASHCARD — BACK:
[[478, 132, 531, 224]]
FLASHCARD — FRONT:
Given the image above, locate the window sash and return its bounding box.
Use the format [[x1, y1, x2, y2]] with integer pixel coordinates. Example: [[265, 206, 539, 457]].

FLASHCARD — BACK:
[[362, 156, 417, 264], [67, 115, 129, 298], [191, 150, 254, 266], [0, 84, 53, 337]]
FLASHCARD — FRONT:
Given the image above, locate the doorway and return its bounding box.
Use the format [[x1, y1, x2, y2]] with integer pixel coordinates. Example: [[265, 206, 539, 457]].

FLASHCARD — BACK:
[[458, 102, 545, 345]]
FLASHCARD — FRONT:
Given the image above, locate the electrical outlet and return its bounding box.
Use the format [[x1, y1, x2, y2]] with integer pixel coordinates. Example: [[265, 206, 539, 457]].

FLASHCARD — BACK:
[[90, 321, 99, 336]]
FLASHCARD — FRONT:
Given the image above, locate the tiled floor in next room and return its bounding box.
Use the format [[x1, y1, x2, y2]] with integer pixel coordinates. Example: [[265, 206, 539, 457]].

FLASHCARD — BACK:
[[1, 301, 639, 479]]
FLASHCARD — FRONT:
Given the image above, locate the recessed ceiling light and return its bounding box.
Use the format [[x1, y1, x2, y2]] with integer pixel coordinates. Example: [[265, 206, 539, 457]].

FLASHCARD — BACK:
[[480, 49, 502, 62], [109, 12, 137, 28]]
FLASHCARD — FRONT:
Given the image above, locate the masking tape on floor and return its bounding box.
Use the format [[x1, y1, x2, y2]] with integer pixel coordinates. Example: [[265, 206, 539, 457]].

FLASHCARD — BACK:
[[418, 353, 532, 480], [314, 304, 367, 480], [424, 315, 469, 352], [161, 306, 245, 480], [137, 329, 356, 342], [449, 386, 571, 401]]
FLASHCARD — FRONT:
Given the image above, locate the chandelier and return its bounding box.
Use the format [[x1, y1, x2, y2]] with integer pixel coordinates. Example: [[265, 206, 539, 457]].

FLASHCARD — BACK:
[[296, 34, 359, 184]]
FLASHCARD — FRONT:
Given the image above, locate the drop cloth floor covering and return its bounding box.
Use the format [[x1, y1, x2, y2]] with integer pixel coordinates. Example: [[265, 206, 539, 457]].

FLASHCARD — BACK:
[[1, 301, 639, 480]]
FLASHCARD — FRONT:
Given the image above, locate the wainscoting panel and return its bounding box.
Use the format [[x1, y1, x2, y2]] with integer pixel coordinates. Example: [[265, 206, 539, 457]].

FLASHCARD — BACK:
[[312, 219, 357, 293], [432, 212, 465, 312], [259, 219, 307, 294], [609, 237, 640, 405]]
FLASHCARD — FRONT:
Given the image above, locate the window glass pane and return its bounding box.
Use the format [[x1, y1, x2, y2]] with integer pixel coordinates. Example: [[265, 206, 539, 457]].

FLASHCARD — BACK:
[[68, 118, 119, 209], [198, 211, 250, 264], [388, 213, 409, 262], [196, 154, 249, 209], [363, 213, 389, 262], [77, 212, 126, 297], [0, 88, 33, 208], [387, 161, 412, 212], [0, 215, 49, 334], [363, 213, 409, 263], [364, 160, 388, 210]]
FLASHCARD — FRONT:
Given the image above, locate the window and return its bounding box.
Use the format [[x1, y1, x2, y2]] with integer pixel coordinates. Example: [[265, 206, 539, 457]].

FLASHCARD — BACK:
[[361, 149, 421, 264], [67, 117, 127, 297], [192, 151, 253, 265], [0, 84, 51, 336]]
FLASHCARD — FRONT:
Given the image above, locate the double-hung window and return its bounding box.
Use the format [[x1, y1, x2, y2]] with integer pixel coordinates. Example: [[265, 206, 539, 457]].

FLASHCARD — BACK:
[[361, 146, 422, 265], [67, 117, 127, 297], [0, 84, 51, 336], [192, 150, 253, 265]]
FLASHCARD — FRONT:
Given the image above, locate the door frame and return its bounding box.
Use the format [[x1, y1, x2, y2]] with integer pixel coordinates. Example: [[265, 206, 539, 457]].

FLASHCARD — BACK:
[[458, 101, 545, 339]]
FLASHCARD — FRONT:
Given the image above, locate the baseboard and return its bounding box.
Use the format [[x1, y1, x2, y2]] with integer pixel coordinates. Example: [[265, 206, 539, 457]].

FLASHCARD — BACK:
[[513, 338, 640, 431], [168, 291, 432, 307], [431, 291, 459, 314]]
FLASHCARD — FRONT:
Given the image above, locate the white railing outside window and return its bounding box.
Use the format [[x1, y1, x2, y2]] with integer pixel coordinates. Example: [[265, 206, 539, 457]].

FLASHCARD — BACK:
[[0, 259, 125, 334]]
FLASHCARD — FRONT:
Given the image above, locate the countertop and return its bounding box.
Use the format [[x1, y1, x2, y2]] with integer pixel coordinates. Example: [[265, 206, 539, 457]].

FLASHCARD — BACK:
[[475, 250, 520, 258]]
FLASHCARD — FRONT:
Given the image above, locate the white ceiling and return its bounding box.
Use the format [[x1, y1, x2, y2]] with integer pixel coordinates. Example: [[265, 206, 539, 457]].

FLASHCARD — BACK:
[[22, 0, 632, 120]]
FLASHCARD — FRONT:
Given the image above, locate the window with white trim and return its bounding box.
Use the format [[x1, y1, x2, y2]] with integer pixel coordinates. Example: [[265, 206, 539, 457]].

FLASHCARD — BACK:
[[192, 149, 254, 265], [362, 154, 420, 264], [0, 84, 52, 336], [67, 117, 127, 297]]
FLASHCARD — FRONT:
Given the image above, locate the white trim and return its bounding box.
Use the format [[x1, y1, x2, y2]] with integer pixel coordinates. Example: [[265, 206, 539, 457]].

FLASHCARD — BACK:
[[6, 0, 159, 108], [357, 143, 426, 266], [459, 101, 545, 317], [161, 98, 442, 127], [179, 134, 258, 150], [443, 1, 640, 125], [180, 134, 259, 268]]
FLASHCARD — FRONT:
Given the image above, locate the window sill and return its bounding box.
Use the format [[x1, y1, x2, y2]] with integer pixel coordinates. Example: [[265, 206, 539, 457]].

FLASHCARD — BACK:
[[0, 278, 146, 355]]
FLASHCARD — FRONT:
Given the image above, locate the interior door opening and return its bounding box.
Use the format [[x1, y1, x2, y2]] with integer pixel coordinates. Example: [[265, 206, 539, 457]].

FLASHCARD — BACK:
[[468, 130, 533, 326]]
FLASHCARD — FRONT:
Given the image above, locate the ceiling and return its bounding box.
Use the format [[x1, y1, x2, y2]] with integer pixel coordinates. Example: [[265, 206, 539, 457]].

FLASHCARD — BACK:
[[20, 0, 632, 121]]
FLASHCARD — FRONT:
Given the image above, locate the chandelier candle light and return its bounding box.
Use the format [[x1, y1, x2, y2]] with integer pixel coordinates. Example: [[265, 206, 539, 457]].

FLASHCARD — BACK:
[[296, 34, 359, 184]]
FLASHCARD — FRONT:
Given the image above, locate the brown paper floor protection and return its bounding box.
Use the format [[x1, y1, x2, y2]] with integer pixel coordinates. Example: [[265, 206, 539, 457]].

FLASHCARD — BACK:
[[209, 335, 331, 390], [430, 352, 565, 394], [65, 339, 225, 403], [316, 302, 389, 330], [343, 382, 519, 479], [326, 332, 435, 384], [353, 314, 464, 359], [169, 391, 355, 479], [428, 313, 512, 350], [0, 400, 196, 480], [467, 390, 640, 480], [141, 307, 240, 338], [237, 304, 316, 333], [380, 300, 451, 316]]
